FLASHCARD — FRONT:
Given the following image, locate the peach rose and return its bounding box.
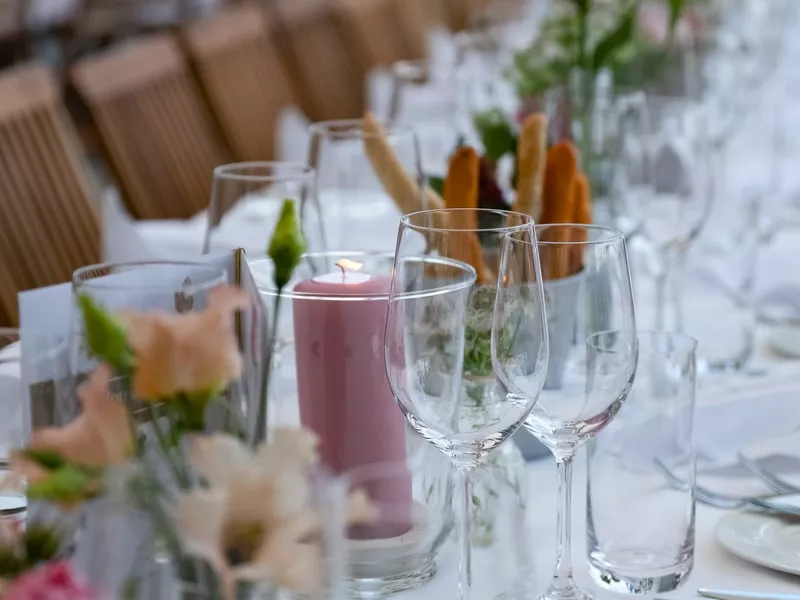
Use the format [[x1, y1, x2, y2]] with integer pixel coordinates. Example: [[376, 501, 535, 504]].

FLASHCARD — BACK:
[[119, 285, 250, 401]]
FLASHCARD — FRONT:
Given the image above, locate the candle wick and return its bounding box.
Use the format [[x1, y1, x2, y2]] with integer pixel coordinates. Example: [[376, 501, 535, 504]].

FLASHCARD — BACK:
[[337, 263, 346, 278]]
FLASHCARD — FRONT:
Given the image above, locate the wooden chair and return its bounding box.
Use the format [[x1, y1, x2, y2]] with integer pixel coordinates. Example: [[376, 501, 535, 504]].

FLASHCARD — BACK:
[[0, 62, 100, 324], [333, 0, 408, 75], [182, 3, 294, 162], [270, 0, 362, 121], [71, 33, 229, 220]]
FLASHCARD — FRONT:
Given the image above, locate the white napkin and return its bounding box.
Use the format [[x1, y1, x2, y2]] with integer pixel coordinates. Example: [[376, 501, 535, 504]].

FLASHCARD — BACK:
[[692, 381, 800, 468], [102, 190, 206, 262]]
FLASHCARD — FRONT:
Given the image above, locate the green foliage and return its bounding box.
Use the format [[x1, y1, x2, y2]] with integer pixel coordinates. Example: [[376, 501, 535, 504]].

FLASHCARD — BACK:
[[77, 293, 134, 374], [428, 176, 445, 197], [667, 0, 686, 33], [507, 0, 693, 101], [0, 526, 63, 579], [23, 527, 60, 565], [23, 449, 66, 471], [464, 326, 493, 377], [267, 199, 306, 290], [0, 548, 25, 579], [472, 109, 517, 161], [592, 4, 637, 71], [26, 465, 102, 505]]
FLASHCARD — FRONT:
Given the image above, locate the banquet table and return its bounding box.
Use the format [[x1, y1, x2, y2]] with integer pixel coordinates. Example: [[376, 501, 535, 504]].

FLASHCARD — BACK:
[[390, 347, 800, 600]]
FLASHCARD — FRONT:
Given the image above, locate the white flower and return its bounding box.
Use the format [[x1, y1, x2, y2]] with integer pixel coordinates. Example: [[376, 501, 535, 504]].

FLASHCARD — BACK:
[[175, 429, 375, 600]]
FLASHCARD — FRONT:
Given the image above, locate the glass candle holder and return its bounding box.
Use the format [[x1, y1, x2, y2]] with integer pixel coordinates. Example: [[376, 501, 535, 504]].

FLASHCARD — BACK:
[[252, 251, 453, 596]]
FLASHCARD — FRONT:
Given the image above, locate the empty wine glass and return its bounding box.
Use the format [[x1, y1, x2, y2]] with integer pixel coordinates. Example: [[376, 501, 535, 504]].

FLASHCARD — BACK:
[[203, 162, 322, 255], [307, 118, 425, 253], [639, 96, 712, 331], [498, 224, 637, 600], [388, 59, 466, 179], [385, 209, 549, 600]]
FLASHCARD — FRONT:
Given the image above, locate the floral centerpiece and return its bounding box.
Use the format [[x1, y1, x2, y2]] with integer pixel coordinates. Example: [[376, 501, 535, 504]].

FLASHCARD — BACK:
[[0, 200, 375, 600], [471, 0, 707, 208]]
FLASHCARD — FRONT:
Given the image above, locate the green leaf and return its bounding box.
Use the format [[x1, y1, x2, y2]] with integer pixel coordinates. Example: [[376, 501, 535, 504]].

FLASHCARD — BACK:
[[267, 199, 306, 290], [26, 465, 101, 505], [428, 176, 445, 197], [472, 109, 516, 161], [77, 293, 134, 374], [667, 0, 686, 33], [0, 548, 25, 579], [23, 527, 60, 565], [571, 0, 589, 16], [591, 5, 636, 72], [23, 448, 66, 470]]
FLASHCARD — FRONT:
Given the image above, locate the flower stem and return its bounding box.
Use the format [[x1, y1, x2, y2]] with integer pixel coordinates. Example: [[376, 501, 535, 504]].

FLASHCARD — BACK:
[[254, 293, 281, 446], [145, 404, 190, 490]]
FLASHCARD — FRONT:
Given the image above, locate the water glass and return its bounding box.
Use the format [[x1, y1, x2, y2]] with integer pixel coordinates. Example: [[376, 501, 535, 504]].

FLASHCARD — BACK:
[[587, 331, 697, 594], [204, 162, 322, 255]]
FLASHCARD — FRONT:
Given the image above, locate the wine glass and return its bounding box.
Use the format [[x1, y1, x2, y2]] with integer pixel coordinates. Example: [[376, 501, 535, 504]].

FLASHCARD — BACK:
[[638, 96, 712, 331], [385, 209, 549, 600], [388, 59, 466, 180], [498, 224, 637, 600], [307, 118, 427, 253], [203, 162, 323, 255]]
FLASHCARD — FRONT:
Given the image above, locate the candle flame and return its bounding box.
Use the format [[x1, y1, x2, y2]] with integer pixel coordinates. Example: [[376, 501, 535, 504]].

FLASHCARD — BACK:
[[336, 259, 363, 272]]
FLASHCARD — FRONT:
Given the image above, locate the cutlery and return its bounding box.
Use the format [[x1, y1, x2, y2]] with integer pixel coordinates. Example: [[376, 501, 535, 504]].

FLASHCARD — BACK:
[[698, 588, 800, 600], [738, 453, 800, 495], [654, 459, 800, 516]]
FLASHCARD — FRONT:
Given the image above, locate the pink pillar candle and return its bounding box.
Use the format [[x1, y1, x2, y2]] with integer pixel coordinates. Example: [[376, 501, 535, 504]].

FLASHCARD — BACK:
[[292, 261, 411, 537]]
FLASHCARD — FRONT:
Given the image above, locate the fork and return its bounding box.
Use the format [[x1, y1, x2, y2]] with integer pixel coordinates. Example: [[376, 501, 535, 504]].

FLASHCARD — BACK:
[[737, 453, 800, 495], [654, 459, 800, 514]]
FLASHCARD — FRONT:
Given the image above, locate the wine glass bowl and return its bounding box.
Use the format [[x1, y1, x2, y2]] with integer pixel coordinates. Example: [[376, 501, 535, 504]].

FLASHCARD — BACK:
[[493, 224, 636, 600], [385, 208, 549, 600]]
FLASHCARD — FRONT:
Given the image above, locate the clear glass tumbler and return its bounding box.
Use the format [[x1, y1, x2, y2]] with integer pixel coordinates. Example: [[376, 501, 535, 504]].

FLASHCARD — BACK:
[[587, 331, 698, 594]]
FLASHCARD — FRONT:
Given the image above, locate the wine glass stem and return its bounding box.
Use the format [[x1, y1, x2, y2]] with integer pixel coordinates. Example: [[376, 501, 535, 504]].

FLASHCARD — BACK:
[[456, 468, 473, 600], [655, 271, 668, 332], [548, 454, 577, 597]]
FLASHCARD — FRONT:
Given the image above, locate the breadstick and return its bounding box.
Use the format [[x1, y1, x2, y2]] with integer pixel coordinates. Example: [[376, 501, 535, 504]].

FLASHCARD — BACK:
[[568, 173, 591, 276], [540, 141, 578, 225], [513, 113, 548, 220], [362, 112, 444, 217], [443, 147, 492, 284]]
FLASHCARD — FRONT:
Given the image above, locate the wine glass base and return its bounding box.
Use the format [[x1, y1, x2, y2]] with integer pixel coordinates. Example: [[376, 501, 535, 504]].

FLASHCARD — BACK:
[[538, 585, 592, 600]]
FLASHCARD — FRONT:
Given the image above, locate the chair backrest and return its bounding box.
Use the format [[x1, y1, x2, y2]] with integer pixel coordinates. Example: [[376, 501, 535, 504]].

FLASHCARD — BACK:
[[71, 33, 229, 220], [333, 0, 408, 74], [182, 2, 294, 162], [271, 0, 362, 121], [0, 62, 100, 324]]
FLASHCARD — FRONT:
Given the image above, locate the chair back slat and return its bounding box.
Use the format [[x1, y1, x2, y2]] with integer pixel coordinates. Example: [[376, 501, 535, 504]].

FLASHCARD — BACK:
[[183, 3, 295, 161], [0, 63, 100, 324], [72, 34, 228, 220], [334, 0, 407, 72], [272, 0, 362, 120]]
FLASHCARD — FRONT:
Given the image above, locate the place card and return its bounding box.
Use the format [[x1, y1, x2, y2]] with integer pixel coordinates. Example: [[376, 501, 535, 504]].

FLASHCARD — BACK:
[[16, 250, 267, 441]]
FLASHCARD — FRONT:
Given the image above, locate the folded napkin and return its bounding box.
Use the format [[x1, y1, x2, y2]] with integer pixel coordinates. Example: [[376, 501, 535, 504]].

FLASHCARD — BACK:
[[102, 190, 206, 262]]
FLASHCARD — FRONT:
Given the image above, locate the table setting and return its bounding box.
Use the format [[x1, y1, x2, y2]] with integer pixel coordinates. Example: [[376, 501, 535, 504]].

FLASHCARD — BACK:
[[3, 0, 800, 599]]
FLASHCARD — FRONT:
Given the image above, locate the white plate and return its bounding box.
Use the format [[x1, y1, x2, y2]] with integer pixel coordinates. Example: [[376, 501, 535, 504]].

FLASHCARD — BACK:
[[716, 511, 800, 576]]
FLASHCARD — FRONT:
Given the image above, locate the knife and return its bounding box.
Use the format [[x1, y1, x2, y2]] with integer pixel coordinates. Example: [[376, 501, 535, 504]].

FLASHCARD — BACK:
[[698, 589, 800, 600]]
